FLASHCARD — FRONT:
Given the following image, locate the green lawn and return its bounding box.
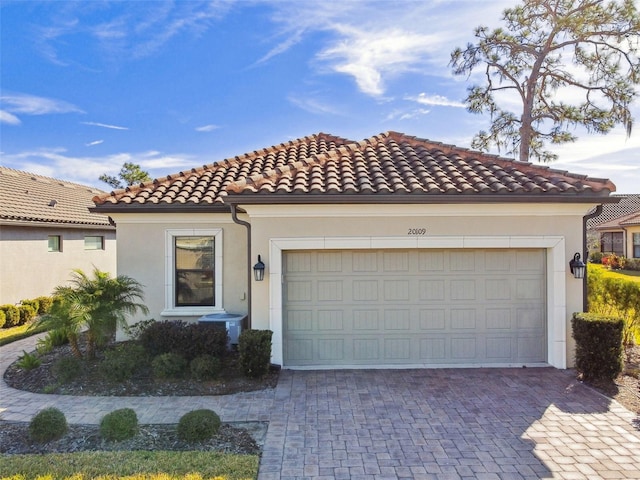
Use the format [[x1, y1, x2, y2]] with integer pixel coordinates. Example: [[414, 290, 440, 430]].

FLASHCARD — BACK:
[[0, 321, 46, 346], [590, 263, 640, 282], [0, 451, 259, 480]]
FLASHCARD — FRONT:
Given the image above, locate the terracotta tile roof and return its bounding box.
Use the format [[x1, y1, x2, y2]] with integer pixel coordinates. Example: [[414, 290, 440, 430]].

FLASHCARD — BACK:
[[594, 211, 640, 229], [586, 194, 640, 228], [93, 131, 616, 210], [0, 167, 112, 227]]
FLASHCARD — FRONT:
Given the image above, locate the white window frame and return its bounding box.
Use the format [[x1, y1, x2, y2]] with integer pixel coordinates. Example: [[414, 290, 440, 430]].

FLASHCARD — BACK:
[[162, 228, 223, 316], [84, 235, 104, 250]]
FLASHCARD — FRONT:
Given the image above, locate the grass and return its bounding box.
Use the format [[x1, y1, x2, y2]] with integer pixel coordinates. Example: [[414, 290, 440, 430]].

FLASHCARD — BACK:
[[0, 451, 259, 480], [590, 264, 640, 283], [0, 322, 47, 347]]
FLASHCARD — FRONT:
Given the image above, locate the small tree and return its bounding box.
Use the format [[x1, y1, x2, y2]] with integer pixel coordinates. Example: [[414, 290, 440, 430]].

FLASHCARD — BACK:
[[33, 268, 149, 359], [99, 162, 151, 189], [451, 0, 640, 163]]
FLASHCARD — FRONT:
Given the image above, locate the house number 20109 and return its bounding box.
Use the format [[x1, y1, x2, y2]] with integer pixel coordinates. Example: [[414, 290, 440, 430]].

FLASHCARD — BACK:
[[407, 228, 427, 235]]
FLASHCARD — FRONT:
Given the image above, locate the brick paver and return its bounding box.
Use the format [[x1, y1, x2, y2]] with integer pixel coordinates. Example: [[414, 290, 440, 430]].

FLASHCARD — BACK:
[[2, 335, 639, 479]]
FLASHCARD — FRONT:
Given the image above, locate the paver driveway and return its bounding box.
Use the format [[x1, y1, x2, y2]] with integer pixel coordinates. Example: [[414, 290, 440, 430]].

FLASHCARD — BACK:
[[259, 368, 640, 480]]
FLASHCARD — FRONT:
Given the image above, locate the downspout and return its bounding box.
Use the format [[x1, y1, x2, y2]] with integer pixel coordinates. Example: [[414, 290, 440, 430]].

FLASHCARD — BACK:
[[230, 204, 252, 329], [583, 205, 603, 312]]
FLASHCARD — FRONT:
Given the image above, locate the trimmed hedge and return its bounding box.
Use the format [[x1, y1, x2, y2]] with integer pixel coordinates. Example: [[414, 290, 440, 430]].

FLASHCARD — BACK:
[[572, 312, 624, 381], [238, 329, 272, 378], [139, 320, 228, 361], [29, 407, 68, 443], [0, 305, 20, 328], [100, 408, 138, 441], [177, 409, 221, 442]]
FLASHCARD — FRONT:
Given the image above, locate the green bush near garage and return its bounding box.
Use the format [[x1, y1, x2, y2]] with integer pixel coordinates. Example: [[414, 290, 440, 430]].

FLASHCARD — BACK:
[[572, 312, 624, 381]]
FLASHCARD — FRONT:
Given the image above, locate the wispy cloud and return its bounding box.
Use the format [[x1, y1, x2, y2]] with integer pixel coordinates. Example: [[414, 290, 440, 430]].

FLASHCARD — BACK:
[[82, 121, 129, 130], [195, 124, 220, 132], [0, 92, 83, 124], [1, 147, 197, 188], [288, 94, 341, 115], [408, 93, 466, 108], [386, 108, 431, 121], [86, 140, 104, 147], [0, 110, 21, 125]]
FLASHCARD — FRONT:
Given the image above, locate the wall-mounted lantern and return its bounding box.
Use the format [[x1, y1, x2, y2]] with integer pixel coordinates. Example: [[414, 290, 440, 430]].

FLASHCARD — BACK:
[[253, 255, 265, 282], [569, 252, 586, 279]]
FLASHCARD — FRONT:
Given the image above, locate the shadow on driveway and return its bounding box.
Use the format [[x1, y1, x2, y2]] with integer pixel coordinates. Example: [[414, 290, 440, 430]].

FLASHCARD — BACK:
[[259, 368, 640, 479]]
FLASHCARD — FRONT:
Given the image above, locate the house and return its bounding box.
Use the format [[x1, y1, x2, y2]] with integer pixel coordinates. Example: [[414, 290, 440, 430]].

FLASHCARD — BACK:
[[92, 131, 616, 370], [0, 167, 116, 305], [587, 194, 640, 258]]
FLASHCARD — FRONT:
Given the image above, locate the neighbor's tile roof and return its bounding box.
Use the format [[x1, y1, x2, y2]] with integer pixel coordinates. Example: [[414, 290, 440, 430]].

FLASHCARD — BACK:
[[586, 194, 640, 228], [93, 131, 615, 210], [0, 167, 112, 227], [594, 211, 640, 229]]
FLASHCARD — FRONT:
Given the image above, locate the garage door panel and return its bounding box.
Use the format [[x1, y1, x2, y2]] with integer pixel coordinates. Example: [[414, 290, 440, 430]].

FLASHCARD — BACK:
[[284, 249, 546, 367]]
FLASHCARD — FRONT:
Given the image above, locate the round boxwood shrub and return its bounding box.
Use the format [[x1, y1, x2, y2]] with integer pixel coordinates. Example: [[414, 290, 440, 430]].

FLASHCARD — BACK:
[[0, 310, 5, 329], [29, 407, 68, 443], [177, 409, 221, 442], [190, 354, 222, 381], [152, 352, 187, 379], [100, 408, 138, 441], [0, 305, 20, 328], [35, 296, 54, 314], [52, 356, 83, 384], [101, 342, 148, 382]]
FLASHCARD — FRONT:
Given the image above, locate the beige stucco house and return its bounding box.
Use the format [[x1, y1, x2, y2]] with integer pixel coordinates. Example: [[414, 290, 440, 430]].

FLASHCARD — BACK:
[[92, 131, 616, 370], [0, 167, 116, 305], [588, 194, 640, 258]]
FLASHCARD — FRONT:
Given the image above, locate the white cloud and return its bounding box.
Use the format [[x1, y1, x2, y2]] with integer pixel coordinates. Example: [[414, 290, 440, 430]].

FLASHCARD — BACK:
[[408, 93, 465, 108], [288, 95, 341, 115], [1, 148, 197, 188], [81, 121, 129, 130], [195, 124, 220, 132], [85, 140, 104, 147], [386, 108, 431, 121], [0, 110, 21, 125], [0, 93, 83, 118]]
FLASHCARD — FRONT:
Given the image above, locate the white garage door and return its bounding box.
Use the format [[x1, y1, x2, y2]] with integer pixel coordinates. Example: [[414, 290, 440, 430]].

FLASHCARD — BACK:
[[283, 249, 546, 367]]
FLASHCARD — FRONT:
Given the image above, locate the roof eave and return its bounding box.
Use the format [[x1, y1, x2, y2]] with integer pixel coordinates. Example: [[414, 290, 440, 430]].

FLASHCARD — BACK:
[[90, 203, 231, 214]]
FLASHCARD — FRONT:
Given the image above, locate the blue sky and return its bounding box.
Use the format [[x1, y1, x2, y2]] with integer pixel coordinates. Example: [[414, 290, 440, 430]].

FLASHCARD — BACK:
[[1, 0, 638, 194]]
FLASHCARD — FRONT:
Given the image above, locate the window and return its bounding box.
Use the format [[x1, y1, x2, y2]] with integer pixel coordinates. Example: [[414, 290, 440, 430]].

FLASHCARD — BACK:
[[48, 235, 61, 252], [634, 233, 640, 258], [175, 236, 214, 307], [84, 236, 104, 250], [164, 229, 223, 315], [600, 232, 624, 256]]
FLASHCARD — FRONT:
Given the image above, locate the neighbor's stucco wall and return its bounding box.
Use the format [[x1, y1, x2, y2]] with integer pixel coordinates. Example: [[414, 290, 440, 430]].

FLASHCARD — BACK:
[[108, 213, 248, 333], [0, 224, 116, 305], [241, 203, 594, 369], [626, 225, 640, 258]]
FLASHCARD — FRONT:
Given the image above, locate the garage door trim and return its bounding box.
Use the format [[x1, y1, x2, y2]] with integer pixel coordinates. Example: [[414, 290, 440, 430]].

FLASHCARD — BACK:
[[268, 235, 567, 369]]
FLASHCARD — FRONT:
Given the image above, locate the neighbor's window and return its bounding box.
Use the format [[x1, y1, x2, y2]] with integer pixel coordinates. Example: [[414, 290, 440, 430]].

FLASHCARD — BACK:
[[84, 236, 104, 250], [48, 235, 61, 252], [634, 233, 640, 258], [600, 232, 624, 256], [175, 236, 215, 307]]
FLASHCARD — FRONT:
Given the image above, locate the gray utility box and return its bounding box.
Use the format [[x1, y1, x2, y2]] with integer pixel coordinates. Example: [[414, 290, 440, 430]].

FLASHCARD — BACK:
[[197, 313, 246, 349]]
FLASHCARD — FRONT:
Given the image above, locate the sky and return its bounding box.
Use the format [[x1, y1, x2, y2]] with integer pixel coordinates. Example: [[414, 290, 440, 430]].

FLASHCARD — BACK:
[[1, 0, 639, 194]]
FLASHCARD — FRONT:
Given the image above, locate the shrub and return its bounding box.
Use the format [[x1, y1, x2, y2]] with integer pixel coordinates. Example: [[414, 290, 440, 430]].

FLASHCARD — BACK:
[[20, 299, 40, 314], [36, 328, 70, 354], [238, 329, 273, 378], [101, 342, 148, 382], [152, 352, 187, 379], [122, 318, 156, 340], [0, 310, 5, 329], [140, 320, 228, 361], [0, 305, 20, 328], [16, 350, 41, 370], [589, 251, 604, 264], [625, 258, 640, 271], [18, 304, 37, 325], [52, 356, 83, 384], [572, 312, 624, 381], [190, 354, 222, 381], [177, 409, 221, 442], [34, 296, 54, 314], [100, 408, 138, 441], [29, 407, 68, 443]]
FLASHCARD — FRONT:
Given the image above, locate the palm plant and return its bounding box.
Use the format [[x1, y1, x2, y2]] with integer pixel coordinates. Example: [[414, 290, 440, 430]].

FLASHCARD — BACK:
[[33, 268, 149, 359]]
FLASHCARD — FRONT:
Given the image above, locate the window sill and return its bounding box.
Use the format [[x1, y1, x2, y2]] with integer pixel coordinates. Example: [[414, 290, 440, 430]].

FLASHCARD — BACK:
[[161, 307, 226, 317]]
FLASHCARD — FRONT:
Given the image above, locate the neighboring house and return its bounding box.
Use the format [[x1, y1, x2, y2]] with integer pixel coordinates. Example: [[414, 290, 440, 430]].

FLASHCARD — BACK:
[[92, 131, 616, 370], [587, 194, 640, 257], [0, 167, 116, 305]]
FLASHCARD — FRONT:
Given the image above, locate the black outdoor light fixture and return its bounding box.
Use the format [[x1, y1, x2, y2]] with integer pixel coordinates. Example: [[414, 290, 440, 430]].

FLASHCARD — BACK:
[[569, 252, 586, 279], [253, 255, 265, 282]]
